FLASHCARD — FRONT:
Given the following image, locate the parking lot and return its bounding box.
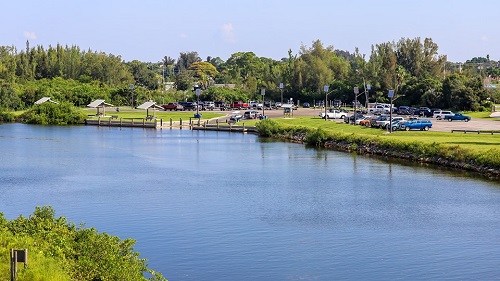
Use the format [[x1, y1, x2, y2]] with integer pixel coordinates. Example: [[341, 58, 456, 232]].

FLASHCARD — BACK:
[[260, 108, 500, 132]]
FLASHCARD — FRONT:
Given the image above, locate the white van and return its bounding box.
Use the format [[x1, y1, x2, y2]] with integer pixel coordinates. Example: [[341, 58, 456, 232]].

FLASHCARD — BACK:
[[433, 110, 453, 120]]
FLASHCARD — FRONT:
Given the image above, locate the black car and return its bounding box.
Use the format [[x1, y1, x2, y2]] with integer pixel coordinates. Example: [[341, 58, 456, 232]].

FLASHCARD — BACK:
[[412, 108, 433, 117], [179, 102, 198, 111], [303, 102, 310, 108]]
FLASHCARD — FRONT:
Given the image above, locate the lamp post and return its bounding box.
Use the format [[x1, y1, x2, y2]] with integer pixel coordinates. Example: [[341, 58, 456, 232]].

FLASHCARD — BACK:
[[354, 87, 359, 124], [130, 84, 134, 108], [388, 90, 394, 133], [261, 88, 266, 117], [279, 83, 283, 105], [324, 85, 329, 121], [195, 88, 201, 118]]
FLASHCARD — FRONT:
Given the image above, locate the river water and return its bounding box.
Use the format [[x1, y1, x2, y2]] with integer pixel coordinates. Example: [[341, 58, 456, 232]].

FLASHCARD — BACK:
[[1, 123, 500, 280]]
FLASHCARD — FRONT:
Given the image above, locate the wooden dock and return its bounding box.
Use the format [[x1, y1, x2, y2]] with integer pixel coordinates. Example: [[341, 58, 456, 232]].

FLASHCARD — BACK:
[[85, 117, 258, 133]]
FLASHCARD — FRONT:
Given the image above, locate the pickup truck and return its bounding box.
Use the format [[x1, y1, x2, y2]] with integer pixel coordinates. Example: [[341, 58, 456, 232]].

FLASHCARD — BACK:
[[231, 101, 249, 109], [376, 116, 405, 129], [444, 113, 471, 122], [162, 102, 184, 111], [319, 109, 348, 119]]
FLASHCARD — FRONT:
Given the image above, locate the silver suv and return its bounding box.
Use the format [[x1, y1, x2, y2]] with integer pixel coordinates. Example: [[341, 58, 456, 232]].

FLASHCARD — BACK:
[[433, 110, 452, 120]]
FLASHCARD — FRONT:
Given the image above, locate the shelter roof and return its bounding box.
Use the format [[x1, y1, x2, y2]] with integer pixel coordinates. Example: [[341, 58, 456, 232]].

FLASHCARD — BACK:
[[34, 97, 58, 105], [136, 101, 163, 110], [87, 99, 113, 108]]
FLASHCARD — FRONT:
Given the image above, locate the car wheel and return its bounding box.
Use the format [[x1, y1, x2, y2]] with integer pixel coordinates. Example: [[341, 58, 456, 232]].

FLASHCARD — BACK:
[[448, 118, 452, 122], [465, 118, 469, 122], [365, 122, 370, 127], [437, 116, 441, 120], [392, 126, 398, 131], [423, 125, 429, 131], [405, 126, 410, 131]]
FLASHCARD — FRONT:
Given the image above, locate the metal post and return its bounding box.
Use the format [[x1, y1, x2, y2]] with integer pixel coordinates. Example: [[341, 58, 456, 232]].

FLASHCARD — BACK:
[[354, 87, 359, 125], [388, 90, 394, 133], [279, 83, 283, 105], [261, 89, 265, 117], [324, 85, 329, 121]]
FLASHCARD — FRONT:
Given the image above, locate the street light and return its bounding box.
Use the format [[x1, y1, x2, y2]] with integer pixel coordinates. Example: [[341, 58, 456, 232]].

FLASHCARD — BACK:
[[388, 90, 394, 132], [130, 84, 134, 108], [195, 88, 201, 118], [261, 88, 266, 117], [324, 85, 329, 121], [279, 83, 284, 105], [354, 87, 359, 124]]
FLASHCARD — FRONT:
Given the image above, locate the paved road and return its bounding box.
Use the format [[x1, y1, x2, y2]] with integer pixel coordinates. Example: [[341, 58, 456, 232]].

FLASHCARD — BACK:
[[258, 108, 500, 132]]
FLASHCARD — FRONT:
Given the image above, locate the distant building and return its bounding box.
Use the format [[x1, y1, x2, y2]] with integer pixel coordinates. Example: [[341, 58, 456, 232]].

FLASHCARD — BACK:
[[212, 84, 236, 89]]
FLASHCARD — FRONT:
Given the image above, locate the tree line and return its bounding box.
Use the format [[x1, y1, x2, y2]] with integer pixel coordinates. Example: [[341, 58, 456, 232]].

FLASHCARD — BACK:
[[1, 37, 499, 112]]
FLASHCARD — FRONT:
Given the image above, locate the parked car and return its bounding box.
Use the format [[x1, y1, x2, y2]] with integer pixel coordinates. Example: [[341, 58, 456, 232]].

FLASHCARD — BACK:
[[303, 102, 310, 108], [162, 102, 184, 111], [181, 102, 198, 111], [204, 101, 215, 110], [244, 110, 259, 119], [376, 116, 405, 129], [229, 113, 243, 122], [444, 113, 471, 122], [344, 113, 364, 124], [355, 116, 371, 125], [412, 108, 433, 117], [390, 120, 404, 131], [319, 109, 348, 119], [359, 116, 373, 127], [433, 110, 453, 120], [397, 106, 410, 115], [215, 101, 227, 110], [399, 119, 433, 131]]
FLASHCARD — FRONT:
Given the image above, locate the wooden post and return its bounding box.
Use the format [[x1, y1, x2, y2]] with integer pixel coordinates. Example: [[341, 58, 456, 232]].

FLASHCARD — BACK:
[[11, 249, 27, 281], [180, 118, 182, 128], [170, 118, 173, 127], [216, 119, 219, 129]]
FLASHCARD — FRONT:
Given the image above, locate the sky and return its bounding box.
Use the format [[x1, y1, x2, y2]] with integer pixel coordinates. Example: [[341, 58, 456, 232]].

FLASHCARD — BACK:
[[1, 0, 499, 63]]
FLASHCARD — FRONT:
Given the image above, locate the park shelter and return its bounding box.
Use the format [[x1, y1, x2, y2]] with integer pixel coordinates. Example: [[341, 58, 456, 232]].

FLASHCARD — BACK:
[[87, 99, 114, 117], [281, 104, 295, 118], [136, 101, 163, 119], [34, 97, 58, 105]]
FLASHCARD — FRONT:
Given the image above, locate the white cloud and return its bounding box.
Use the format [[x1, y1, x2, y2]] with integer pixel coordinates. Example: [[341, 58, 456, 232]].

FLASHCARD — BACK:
[[481, 35, 489, 42], [23, 31, 37, 40], [221, 23, 236, 43], [179, 33, 188, 39]]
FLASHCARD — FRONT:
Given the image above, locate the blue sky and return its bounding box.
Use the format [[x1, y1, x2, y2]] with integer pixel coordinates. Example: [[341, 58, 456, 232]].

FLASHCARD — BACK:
[[2, 0, 498, 63]]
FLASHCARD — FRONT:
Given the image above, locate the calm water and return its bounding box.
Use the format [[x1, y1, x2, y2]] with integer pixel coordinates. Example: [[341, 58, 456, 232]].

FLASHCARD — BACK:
[[1, 123, 500, 281]]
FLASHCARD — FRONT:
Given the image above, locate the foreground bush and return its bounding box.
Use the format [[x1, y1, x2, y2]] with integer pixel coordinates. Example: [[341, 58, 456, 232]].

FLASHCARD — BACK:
[[20, 102, 87, 125], [0, 206, 167, 281]]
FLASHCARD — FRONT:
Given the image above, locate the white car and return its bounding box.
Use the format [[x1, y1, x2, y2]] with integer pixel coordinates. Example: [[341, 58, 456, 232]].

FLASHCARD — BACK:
[[319, 109, 348, 119], [433, 110, 453, 120]]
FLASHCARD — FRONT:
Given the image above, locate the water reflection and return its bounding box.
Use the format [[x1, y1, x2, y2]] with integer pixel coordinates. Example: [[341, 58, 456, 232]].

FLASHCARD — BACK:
[[1, 124, 500, 281]]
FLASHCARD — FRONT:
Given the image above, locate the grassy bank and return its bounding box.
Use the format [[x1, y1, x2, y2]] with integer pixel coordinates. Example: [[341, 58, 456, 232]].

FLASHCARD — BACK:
[[255, 118, 500, 177]]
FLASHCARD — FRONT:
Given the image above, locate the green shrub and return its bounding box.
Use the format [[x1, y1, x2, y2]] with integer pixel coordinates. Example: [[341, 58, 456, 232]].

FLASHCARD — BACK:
[[256, 119, 282, 137], [20, 102, 87, 125], [1, 207, 167, 281], [305, 128, 330, 145], [0, 110, 15, 122]]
